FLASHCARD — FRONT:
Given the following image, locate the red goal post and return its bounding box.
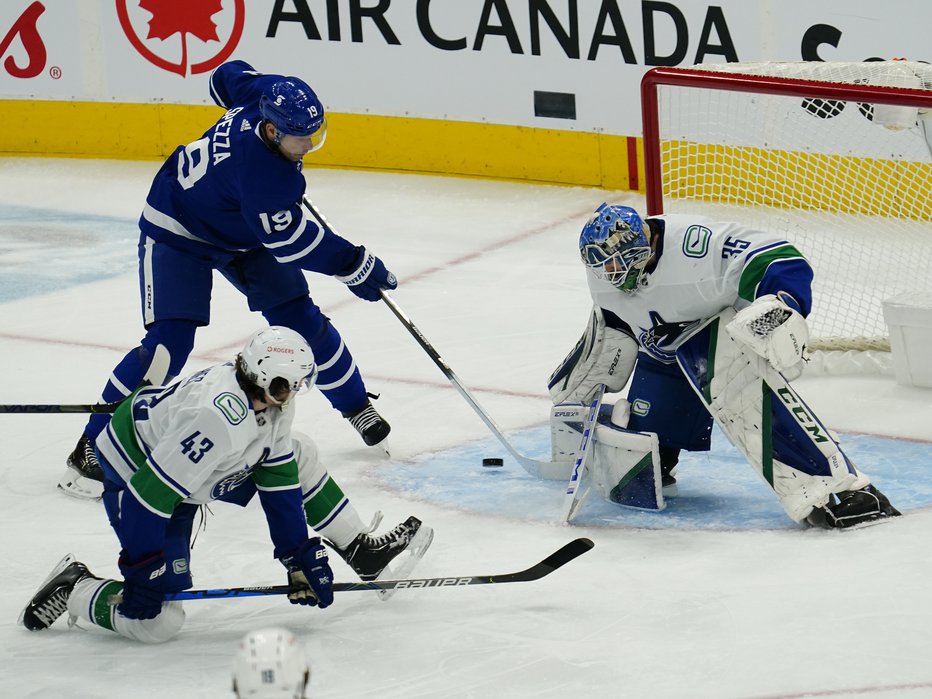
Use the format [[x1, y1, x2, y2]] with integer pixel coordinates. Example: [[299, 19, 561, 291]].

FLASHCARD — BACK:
[[640, 62, 932, 352]]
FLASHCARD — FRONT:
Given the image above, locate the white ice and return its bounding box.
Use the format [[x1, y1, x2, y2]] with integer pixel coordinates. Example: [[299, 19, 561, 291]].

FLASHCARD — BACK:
[[1, 158, 932, 699]]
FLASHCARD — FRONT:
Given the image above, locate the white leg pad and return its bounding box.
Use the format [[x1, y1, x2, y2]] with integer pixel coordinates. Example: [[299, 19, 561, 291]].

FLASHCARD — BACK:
[[676, 309, 860, 522], [590, 422, 664, 510], [551, 403, 664, 510]]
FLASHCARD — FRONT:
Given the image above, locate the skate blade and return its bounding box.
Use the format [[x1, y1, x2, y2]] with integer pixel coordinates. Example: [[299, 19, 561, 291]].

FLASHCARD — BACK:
[[57, 466, 103, 501], [18, 553, 76, 626], [376, 525, 434, 602]]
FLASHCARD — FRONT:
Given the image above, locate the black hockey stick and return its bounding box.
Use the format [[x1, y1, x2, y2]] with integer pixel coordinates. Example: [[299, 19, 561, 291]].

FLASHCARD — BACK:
[[164, 537, 594, 601], [0, 402, 122, 414], [0, 344, 171, 415], [301, 196, 568, 480]]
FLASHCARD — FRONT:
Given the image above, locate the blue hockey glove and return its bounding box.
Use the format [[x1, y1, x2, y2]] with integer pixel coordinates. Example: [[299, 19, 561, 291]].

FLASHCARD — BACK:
[[280, 538, 334, 608], [117, 551, 166, 620], [336, 246, 397, 301]]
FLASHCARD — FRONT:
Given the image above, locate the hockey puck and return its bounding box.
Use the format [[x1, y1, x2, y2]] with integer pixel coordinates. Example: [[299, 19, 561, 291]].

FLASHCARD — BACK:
[[482, 457, 504, 468]]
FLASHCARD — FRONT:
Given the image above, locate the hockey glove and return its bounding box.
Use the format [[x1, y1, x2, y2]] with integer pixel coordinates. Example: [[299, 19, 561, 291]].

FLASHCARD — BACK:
[[336, 246, 397, 301], [281, 538, 334, 608], [117, 550, 167, 620]]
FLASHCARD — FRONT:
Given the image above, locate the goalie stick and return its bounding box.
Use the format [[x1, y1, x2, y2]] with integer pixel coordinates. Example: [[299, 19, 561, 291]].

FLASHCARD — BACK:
[[560, 385, 606, 525], [300, 196, 568, 480], [161, 537, 594, 601], [0, 344, 170, 414]]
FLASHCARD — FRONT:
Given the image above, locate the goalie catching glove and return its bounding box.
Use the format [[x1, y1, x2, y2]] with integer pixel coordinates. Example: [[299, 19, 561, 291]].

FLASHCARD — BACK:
[[726, 293, 808, 378], [549, 306, 638, 404]]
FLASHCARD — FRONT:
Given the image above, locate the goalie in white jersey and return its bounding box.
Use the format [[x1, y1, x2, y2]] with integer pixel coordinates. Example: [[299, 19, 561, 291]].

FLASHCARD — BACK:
[[20, 327, 432, 641], [549, 203, 899, 528]]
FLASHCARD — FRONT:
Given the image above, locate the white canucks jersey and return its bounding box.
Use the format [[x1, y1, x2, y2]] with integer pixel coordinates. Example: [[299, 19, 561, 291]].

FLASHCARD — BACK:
[[588, 214, 812, 364], [98, 362, 298, 510]]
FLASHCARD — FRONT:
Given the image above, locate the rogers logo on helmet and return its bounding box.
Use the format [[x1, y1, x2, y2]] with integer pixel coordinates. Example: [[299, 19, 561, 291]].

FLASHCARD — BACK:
[[266, 346, 295, 353]]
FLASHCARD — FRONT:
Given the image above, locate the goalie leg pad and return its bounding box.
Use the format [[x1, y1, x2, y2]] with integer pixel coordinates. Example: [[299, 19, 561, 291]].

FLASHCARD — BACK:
[[590, 422, 664, 511], [676, 309, 857, 522]]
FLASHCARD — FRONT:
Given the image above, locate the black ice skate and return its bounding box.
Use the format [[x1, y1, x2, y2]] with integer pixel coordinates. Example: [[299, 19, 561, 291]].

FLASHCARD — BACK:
[[20, 554, 95, 631], [330, 516, 433, 600], [58, 433, 104, 500], [343, 398, 391, 447], [806, 484, 901, 529]]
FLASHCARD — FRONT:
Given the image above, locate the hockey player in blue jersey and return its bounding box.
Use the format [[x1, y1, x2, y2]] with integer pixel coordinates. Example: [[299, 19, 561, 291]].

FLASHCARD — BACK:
[[60, 61, 398, 499], [549, 203, 900, 528]]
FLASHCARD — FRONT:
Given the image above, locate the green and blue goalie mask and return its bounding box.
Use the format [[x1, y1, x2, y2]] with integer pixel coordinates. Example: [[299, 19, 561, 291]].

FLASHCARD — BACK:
[[579, 203, 652, 292]]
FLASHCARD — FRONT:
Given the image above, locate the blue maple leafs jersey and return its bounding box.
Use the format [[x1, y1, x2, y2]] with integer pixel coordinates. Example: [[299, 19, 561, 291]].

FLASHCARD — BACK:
[[139, 60, 356, 275]]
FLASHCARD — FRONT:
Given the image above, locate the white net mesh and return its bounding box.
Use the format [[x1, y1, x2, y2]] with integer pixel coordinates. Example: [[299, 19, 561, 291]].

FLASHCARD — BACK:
[[650, 61, 932, 351]]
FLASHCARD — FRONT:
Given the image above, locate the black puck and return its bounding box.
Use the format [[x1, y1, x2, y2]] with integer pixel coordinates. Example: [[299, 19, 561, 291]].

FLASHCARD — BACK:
[[482, 457, 504, 468]]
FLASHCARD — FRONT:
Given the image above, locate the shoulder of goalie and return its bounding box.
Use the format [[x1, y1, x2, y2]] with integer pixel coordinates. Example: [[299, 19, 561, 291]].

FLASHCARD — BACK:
[[726, 292, 809, 380], [549, 306, 638, 405], [551, 400, 664, 510]]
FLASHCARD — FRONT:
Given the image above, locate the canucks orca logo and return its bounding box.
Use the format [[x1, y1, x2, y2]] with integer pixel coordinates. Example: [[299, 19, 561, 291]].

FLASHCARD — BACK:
[[211, 465, 253, 498], [639, 311, 703, 362]]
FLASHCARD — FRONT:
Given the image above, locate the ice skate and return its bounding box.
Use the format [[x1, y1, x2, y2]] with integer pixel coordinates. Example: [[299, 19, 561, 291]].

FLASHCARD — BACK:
[[58, 433, 104, 500], [20, 554, 95, 631], [806, 484, 901, 529], [330, 516, 433, 600], [343, 399, 391, 448]]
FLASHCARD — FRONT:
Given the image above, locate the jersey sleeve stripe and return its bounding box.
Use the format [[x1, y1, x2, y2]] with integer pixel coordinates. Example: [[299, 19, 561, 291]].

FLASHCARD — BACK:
[[254, 459, 300, 490], [737, 243, 806, 302], [270, 226, 326, 263], [262, 212, 310, 249]]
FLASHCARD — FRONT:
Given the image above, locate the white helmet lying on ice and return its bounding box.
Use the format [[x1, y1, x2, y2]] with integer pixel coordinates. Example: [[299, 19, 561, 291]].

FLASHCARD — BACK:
[[232, 626, 310, 698]]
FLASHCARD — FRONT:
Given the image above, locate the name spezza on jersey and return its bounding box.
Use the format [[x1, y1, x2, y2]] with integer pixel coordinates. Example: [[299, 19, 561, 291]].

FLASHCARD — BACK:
[[139, 60, 356, 275], [588, 214, 813, 363]]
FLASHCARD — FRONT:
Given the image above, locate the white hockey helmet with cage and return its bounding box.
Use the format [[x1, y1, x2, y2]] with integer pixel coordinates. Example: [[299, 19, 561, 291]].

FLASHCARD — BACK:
[[240, 327, 317, 405], [232, 626, 310, 699], [579, 203, 652, 292]]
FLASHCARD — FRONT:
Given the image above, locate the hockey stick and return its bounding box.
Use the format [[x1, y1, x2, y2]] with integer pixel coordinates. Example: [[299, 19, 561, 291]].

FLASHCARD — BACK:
[[299, 195, 569, 480], [560, 384, 606, 525], [164, 537, 594, 601], [0, 344, 171, 414]]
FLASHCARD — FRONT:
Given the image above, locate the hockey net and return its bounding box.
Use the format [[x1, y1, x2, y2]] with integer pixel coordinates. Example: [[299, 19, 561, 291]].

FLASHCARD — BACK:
[[641, 61, 932, 357]]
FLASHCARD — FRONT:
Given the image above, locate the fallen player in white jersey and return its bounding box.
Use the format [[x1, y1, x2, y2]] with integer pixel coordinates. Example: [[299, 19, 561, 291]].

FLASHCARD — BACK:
[[21, 326, 432, 642], [548, 203, 900, 529]]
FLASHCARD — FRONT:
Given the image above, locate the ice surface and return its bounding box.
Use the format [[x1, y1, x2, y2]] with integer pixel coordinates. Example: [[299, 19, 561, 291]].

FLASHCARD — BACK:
[[1, 158, 931, 699]]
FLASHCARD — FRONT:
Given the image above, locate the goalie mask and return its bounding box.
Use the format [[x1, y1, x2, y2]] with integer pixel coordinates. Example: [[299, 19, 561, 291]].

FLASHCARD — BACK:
[[259, 79, 327, 151], [579, 203, 652, 292], [232, 627, 310, 699], [240, 327, 317, 406]]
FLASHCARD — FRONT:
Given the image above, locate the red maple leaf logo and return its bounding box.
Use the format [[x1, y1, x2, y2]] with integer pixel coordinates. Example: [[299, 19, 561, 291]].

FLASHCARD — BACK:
[[139, 0, 222, 43]]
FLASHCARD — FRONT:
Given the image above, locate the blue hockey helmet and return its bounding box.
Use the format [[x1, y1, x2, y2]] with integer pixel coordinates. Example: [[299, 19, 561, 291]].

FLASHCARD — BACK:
[[259, 78, 327, 150], [579, 203, 652, 292]]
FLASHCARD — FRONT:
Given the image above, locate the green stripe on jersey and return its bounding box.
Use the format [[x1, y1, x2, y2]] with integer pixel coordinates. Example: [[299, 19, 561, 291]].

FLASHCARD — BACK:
[[109, 398, 147, 469], [130, 464, 184, 516], [738, 244, 805, 303], [304, 476, 347, 527], [253, 460, 300, 489]]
